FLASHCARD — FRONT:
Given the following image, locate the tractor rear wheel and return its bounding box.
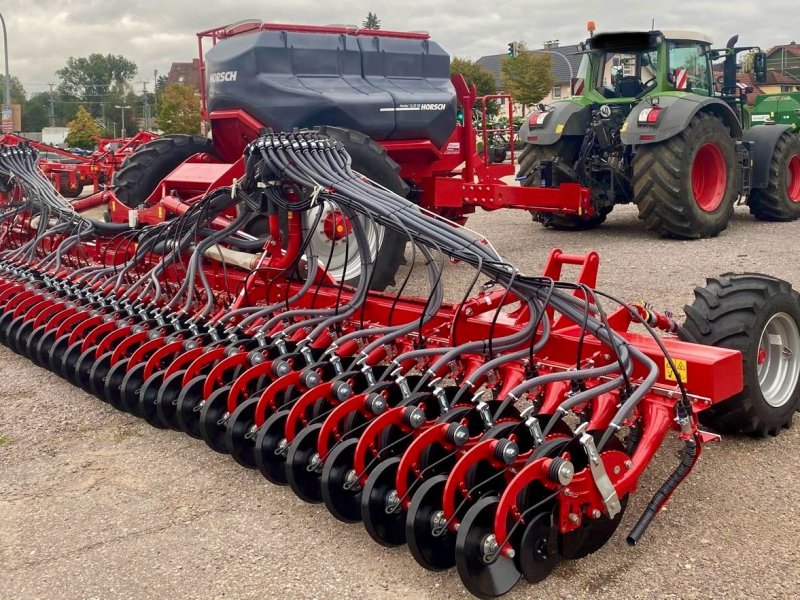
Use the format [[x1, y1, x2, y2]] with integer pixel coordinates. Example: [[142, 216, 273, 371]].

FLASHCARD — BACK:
[[748, 131, 800, 221], [633, 112, 736, 239], [517, 140, 608, 230], [114, 134, 215, 206], [680, 273, 800, 436], [312, 126, 410, 291]]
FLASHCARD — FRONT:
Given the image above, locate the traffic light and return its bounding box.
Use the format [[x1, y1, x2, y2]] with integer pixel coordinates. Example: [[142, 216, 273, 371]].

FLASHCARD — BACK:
[[507, 42, 519, 58], [456, 106, 464, 125]]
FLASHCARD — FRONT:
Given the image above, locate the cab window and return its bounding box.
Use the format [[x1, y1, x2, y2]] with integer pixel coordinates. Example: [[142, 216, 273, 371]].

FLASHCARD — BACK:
[[668, 42, 712, 95]]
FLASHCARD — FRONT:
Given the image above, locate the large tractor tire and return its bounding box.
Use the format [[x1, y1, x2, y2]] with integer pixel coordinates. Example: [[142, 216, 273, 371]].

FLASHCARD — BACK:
[[748, 131, 800, 221], [517, 140, 608, 230], [633, 112, 737, 239], [680, 273, 800, 436], [115, 134, 215, 206], [312, 125, 410, 291]]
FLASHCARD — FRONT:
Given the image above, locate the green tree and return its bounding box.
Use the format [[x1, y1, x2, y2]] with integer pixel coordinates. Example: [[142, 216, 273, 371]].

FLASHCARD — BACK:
[[450, 57, 497, 96], [21, 100, 49, 132], [0, 75, 26, 104], [362, 12, 381, 30], [56, 54, 138, 117], [739, 49, 757, 73], [156, 84, 201, 134], [65, 105, 102, 149], [501, 43, 555, 108]]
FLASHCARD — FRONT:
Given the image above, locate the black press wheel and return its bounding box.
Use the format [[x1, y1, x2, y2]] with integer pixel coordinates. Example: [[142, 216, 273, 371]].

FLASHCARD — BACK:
[[455, 495, 521, 599]]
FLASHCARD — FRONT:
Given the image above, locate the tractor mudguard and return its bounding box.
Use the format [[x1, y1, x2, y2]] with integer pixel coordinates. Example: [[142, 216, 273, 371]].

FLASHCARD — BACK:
[[742, 124, 794, 189], [621, 94, 742, 146], [518, 100, 590, 145]]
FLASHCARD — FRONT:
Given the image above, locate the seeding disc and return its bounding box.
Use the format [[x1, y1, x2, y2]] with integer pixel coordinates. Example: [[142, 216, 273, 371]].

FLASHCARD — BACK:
[[518, 510, 560, 583], [455, 495, 521, 598], [102, 358, 130, 409], [155, 370, 185, 429], [46, 334, 71, 374], [361, 456, 406, 547], [320, 438, 361, 523], [255, 409, 290, 484], [11, 318, 35, 357], [60, 340, 87, 384], [198, 385, 233, 454], [32, 327, 57, 367], [564, 494, 629, 560], [137, 370, 169, 430], [119, 362, 147, 415], [225, 396, 260, 468], [85, 350, 112, 396], [406, 474, 455, 571], [0, 310, 16, 346], [175, 375, 207, 438], [285, 423, 325, 503]]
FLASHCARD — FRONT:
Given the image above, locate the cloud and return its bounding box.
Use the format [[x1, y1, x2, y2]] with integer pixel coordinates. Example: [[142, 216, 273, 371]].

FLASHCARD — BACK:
[[3, 0, 798, 96]]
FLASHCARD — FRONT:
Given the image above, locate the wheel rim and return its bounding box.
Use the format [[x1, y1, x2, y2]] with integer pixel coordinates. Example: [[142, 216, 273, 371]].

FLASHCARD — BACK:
[[691, 143, 727, 212], [787, 155, 800, 202], [306, 200, 383, 283], [757, 312, 800, 408]]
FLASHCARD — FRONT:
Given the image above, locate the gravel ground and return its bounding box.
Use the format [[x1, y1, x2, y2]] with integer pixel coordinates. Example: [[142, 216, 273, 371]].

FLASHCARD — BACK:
[[2, 203, 800, 600]]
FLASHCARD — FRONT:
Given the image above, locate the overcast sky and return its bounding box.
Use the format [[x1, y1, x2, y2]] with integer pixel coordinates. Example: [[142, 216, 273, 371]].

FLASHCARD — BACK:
[[4, 0, 799, 95]]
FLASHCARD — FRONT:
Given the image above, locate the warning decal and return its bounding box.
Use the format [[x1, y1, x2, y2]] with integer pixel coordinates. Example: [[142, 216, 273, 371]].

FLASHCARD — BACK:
[[664, 358, 688, 383]]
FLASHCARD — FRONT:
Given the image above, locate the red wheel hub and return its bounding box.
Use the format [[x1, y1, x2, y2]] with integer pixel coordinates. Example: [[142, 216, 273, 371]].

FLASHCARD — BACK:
[[691, 143, 727, 212], [322, 212, 353, 241], [787, 154, 800, 202]]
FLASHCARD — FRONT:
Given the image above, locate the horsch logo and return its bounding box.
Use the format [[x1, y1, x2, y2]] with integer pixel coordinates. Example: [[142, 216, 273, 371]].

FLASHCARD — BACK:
[[209, 71, 238, 83]]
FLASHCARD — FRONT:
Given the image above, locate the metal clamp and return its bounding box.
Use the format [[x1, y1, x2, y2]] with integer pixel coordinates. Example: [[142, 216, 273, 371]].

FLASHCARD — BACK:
[[578, 428, 622, 519]]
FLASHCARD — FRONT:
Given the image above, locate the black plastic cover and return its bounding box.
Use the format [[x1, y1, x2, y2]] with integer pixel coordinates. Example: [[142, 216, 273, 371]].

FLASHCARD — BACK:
[[205, 29, 457, 148]]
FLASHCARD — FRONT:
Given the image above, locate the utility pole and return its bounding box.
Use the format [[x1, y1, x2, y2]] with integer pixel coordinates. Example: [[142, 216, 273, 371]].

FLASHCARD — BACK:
[[153, 68, 158, 118], [48, 83, 55, 127], [142, 80, 150, 131], [115, 104, 131, 139]]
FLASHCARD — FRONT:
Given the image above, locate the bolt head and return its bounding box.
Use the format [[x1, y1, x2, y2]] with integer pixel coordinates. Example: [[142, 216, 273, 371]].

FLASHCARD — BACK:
[[569, 513, 580, 524], [557, 461, 575, 485], [592, 509, 602, 519]]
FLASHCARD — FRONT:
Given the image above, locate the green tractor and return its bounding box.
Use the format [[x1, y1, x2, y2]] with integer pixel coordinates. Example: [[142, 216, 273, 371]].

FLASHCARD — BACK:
[[518, 30, 800, 237]]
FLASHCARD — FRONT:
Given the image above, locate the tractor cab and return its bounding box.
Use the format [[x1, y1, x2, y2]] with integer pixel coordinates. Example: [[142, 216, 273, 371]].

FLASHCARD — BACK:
[[574, 30, 715, 102]]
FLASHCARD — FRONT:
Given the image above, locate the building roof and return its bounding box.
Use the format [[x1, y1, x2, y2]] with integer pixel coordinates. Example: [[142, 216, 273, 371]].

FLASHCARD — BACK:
[[167, 59, 202, 89], [767, 43, 800, 59], [477, 44, 583, 88]]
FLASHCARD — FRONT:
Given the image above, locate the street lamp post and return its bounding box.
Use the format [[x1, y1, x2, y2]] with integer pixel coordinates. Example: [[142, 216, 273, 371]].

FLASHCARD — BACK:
[[536, 49, 575, 96], [115, 104, 131, 139], [0, 12, 9, 106]]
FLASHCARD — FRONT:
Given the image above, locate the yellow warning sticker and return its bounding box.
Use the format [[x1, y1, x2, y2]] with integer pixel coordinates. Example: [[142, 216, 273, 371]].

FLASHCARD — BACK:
[[665, 358, 688, 383], [555, 123, 565, 134]]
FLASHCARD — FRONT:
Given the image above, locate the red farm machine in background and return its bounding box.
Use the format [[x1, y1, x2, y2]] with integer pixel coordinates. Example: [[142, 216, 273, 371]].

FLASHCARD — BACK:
[[0, 131, 157, 197], [0, 21, 798, 600]]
